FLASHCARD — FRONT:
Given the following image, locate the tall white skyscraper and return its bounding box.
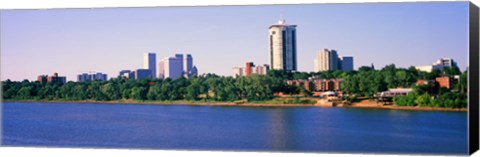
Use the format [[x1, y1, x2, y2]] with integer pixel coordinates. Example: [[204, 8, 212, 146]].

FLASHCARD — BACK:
[[159, 53, 197, 79], [269, 19, 297, 71], [158, 61, 165, 79], [315, 49, 340, 72], [144, 52, 156, 79], [160, 54, 183, 80]]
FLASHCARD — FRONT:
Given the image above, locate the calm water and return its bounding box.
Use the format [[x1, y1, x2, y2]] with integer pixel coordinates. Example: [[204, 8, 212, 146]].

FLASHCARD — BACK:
[[2, 102, 468, 155]]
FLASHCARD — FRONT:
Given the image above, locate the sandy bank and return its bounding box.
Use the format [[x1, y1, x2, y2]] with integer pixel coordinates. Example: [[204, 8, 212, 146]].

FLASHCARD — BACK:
[[4, 99, 467, 111]]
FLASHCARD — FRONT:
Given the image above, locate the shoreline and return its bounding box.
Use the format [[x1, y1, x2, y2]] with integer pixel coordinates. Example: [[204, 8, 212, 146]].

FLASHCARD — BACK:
[[3, 99, 467, 112]]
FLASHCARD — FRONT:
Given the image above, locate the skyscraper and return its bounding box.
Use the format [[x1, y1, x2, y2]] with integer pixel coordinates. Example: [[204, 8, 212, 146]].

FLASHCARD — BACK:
[[183, 54, 198, 78], [160, 54, 184, 80], [315, 49, 339, 72], [340, 56, 354, 71], [159, 53, 198, 79], [184, 54, 193, 75], [144, 52, 156, 79], [269, 19, 297, 71]]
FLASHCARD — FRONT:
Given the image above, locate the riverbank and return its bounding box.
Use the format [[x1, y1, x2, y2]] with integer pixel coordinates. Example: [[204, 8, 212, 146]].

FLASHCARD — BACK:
[[346, 99, 467, 112], [3, 99, 315, 107], [3, 99, 467, 112]]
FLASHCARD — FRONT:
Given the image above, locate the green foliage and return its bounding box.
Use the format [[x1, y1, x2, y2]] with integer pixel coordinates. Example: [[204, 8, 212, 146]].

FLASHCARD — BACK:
[[415, 93, 432, 107], [2, 73, 291, 103], [393, 92, 417, 106], [1, 64, 467, 109]]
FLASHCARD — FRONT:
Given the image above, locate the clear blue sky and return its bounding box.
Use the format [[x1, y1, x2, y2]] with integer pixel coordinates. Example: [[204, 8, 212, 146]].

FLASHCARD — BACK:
[[1, 2, 469, 81]]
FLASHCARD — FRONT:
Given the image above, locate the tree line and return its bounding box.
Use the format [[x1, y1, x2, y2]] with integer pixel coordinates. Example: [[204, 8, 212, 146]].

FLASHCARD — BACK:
[[2, 64, 468, 108], [2, 73, 300, 102]]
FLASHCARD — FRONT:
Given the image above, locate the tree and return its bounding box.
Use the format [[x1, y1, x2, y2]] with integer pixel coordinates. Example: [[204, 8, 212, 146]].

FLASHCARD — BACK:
[[415, 93, 432, 107], [185, 81, 201, 100], [130, 86, 147, 100], [17, 86, 33, 99], [102, 83, 121, 100]]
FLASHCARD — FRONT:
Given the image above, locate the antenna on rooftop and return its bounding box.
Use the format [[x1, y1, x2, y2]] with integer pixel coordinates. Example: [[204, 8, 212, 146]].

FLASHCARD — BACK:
[[278, 12, 286, 25]]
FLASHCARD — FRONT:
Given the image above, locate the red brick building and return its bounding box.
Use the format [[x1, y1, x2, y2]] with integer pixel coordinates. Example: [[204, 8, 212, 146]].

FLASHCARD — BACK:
[[436, 76, 453, 89], [38, 73, 67, 84], [287, 78, 342, 92], [245, 62, 254, 77]]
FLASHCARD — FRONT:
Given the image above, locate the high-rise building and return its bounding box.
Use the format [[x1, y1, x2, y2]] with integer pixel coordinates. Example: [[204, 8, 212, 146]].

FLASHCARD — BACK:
[[315, 49, 339, 72], [269, 19, 297, 71], [144, 53, 156, 79], [340, 56, 354, 72], [184, 54, 193, 76], [158, 61, 165, 79], [78, 72, 108, 82], [160, 54, 184, 79], [183, 54, 198, 78], [135, 69, 152, 80], [159, 53, 198, 79]]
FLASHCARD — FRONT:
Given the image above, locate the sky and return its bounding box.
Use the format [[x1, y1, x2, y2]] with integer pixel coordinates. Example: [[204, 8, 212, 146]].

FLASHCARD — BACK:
[[0, 2, 470, 81]]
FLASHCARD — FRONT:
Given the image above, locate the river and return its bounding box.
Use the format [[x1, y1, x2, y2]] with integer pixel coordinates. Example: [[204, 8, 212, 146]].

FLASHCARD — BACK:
[[1, 102, 468, 155]]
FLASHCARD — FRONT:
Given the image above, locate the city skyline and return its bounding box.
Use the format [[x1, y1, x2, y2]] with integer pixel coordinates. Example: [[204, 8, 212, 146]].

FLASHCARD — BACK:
[[1, 2, 469, 81]]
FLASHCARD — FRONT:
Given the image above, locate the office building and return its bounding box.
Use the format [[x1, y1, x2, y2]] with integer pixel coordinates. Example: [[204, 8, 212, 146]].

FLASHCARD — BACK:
[[184, 54, 193, 77], [160, 54, 184, 79], [269, 19, 297, 71], [38, 73, 66, 84], [119, 70, 134, 79], [78, 73, 90, 82], [159, 53, 198, 79], [144, 53, 156, 79], [315, 49, 339, 72], [232, 62, 269, 77], [314, 49, 354, 72], [183, 54, 198, 78], [252, 64, 270, 75], [78, 72, 108, 82], [415, 58, 459, 72], [158, 61, 165, 79], [92, 73, 108, 81], [233, 67, 245, 78], [434, 58, 457, 67], [287, 78, 343, 92], [246, 62, 254, 77], [135, 69, 152, 80], [340, 56, 354, 72]]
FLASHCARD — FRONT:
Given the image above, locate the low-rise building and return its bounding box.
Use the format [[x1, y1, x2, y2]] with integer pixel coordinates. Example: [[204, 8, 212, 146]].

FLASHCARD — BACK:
[[135, 69, 152, 80], [287, 77, 342, 92], [78, 72, 108, 82], [415, 58, 458, 72], [436, 76, 453, 89], [38, 73, 66, 84], [233, 62, 269, 78]]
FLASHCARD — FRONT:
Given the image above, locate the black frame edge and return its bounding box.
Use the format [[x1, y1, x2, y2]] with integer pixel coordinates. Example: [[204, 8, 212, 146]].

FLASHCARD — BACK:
[[469, 1, 480, 155]]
